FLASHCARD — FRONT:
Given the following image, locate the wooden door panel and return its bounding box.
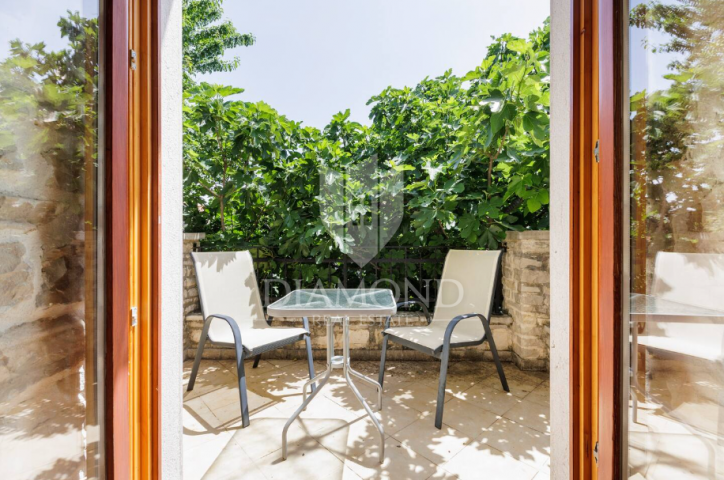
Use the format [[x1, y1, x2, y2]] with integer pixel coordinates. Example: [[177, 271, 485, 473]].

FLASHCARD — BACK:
[[570, 0, 600, 477], [104, 0, 160, 477], [128, 0, 158, 477]]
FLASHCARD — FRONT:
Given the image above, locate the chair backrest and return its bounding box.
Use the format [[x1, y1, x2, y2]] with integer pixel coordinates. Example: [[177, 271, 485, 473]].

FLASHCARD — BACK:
[[191, 251, 267, 342], [652, 252, 724, 311], [432, 249, 502, 323], [649, 252, 724, 359]]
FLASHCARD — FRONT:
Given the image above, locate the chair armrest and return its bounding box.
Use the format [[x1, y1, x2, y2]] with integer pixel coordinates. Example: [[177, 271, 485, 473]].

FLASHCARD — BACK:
[[396, 299, 431, 324], [264, 314, 311, 336], [206, 313, 238, 324], [205, 314, 243, 346], [442, 312, 509, 393], [442, 313, 492, 347]]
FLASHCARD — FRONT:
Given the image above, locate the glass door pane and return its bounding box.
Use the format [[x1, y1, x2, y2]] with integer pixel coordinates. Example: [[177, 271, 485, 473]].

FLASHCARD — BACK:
[[627, 1, 724, 478], [0, 1, 104, 478]]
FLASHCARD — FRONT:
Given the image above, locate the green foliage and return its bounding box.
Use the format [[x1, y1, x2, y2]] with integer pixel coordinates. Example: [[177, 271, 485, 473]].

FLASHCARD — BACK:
[[0, 11, 98, 193], [184, 19, 551, 261], [183, 0, 258, 230], [182, 0, 254, 87], [184, 82, 320, 236], [367, 21, 550, 249]]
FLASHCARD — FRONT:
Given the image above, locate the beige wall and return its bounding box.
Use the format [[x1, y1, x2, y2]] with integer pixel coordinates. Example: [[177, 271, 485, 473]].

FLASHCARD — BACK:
[[549, 0, 571, 476], [160, 0, 184, 477]]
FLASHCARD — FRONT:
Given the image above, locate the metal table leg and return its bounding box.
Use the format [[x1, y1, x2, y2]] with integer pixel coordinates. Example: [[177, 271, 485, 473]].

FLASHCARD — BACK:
[[342, 317, 385, 463], [632, 320, 639, 423], [282, 316, 385, 464]]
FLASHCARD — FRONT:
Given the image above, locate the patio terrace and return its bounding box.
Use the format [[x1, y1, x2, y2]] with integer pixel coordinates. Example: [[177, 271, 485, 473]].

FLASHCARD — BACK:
[[183, 358, 550, 480]]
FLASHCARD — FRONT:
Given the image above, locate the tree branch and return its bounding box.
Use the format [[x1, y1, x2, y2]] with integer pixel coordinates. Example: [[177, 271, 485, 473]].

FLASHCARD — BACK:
[[487, 125, 509, 188], [503, 196, 525, 214], [199, 181, 219, 198]]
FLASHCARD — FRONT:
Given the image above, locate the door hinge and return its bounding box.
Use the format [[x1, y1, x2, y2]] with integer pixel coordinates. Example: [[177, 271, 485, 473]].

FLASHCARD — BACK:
[[130, 49, 137, 71], [594, 441, 599, 465], [131, 306, 138, 327], [594, 139, 600, 163]]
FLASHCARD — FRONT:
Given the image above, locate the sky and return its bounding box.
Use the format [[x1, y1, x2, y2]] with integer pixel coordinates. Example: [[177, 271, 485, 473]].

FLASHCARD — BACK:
[[629, 0, 685, 96], [0, 0, 98, 53], [197, 0, 551, 129], [0, 0, 681, 129]]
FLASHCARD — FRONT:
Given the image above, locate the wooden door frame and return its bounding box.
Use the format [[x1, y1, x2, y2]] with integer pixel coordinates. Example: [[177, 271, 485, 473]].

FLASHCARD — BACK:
[[104, 0, 131, 476], [570, 0, 598, 476], [104, 0, 162, 478], [570, 0, 625, 477], [597, 0, 625, 477], [150, 0, 162, 477], [129, 0, 162, 477]]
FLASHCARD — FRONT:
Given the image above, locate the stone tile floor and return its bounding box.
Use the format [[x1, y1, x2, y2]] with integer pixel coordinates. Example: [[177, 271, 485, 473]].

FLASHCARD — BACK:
[[183, 358, 550, 480]]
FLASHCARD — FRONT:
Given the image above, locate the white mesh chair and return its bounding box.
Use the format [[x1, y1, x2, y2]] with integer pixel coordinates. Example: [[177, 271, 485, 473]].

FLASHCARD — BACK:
[[631, 252, 724, 420], [186, 251, 316, 428], [378, 249, 509, 429], [639, 252, 724, 360]]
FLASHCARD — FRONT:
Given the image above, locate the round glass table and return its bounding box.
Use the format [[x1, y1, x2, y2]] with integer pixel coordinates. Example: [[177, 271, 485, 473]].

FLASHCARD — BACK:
[[267, 288, 397, 464]]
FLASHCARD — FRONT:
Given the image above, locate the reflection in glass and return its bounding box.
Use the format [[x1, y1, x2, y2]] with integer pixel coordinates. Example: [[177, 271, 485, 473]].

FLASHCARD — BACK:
[[628, 0, 724, 478], [0, 2, 103, 479]]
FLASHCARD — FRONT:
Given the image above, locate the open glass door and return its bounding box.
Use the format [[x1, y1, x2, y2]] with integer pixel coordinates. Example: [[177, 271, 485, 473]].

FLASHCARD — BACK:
[[625, 1, 724, 478], [0, 1, 105, 478]]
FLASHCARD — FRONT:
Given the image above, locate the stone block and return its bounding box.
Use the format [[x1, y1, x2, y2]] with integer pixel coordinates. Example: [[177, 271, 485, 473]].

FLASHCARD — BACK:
[[0, 242, 25, 274], [0, 195, 59, 225], [513, 353, 548, 371], [516, 293, 546, 306], [0, 269, 32, 308]]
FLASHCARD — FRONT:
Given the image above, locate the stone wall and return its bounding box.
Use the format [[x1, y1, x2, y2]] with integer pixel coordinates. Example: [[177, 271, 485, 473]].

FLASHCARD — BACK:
[[184, 311, 514, 363], [0, 191, 87, 404], [183, 233, 204, 317], [503, 230, 550, 370], [183, 232, 550, 370]]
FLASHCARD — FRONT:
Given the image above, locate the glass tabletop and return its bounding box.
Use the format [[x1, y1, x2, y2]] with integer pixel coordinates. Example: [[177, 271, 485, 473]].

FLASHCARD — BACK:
[[267, 288, 397, 317], [630, 293, 724, 323]]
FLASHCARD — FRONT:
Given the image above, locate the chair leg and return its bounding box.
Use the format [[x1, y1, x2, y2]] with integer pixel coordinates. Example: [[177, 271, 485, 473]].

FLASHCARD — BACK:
[[187, 316, 211, 391], [435, 344, 451, 429], [233, 341, 250, 428], [482, 317, 509, 392], [196, 314, 249, 426], [302, 317, 316, 393], [378, 333, 389, 387], [253, 316, 274, 369]]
